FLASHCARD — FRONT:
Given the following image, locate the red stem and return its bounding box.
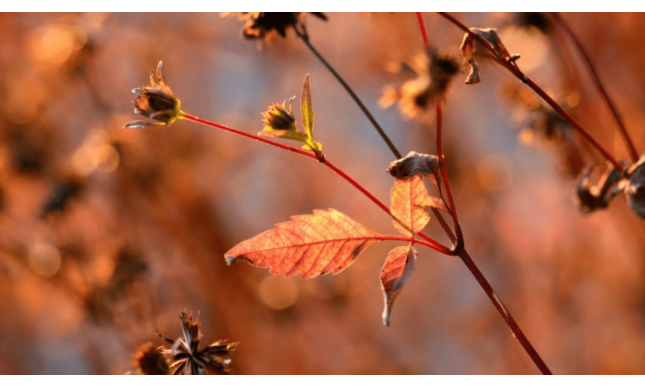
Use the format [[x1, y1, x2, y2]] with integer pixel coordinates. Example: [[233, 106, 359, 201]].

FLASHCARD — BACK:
[[550, 12, 639, 162], [372, 233, 446, 250], [180, 112, 451, 254], [415, 12, 430, 47], [181, 112, 312, 158], [457, 248, 553, 375], [437, 12, 624, 172]]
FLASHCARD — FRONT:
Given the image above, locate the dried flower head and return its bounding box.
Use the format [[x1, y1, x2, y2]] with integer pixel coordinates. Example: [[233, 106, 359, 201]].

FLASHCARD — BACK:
[[157, 311, 238, 375], [237, 12, 327, 41], [133, 342, 169, 375], [124, 61, 182, 129], [262, 96, 297, 131], [380, 48, 460, 121], [575, 163, 622, 213]]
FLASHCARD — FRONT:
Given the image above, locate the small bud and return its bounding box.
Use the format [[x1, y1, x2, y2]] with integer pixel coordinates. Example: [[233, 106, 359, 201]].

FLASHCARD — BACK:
[[262, 97, 297, 131], [387, 151, 440, 179], [625, 156, 645, 218], [124, 61, 182, 129]]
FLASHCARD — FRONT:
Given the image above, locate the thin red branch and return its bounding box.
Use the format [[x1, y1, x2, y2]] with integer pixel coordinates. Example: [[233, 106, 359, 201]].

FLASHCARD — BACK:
[[457, 248, 553, 375], [435, 102, 463, 245], [371, 233, 447, 250], [551, 12, 639, 162], [437, 12, 624, 172], [415, 12, 430, 47]]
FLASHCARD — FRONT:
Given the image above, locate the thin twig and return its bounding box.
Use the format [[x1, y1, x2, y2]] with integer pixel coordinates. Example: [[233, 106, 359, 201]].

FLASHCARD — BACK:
[[435, 102, 463, 247], [293, 28, 402, 159], [457, 248, 553, 375], [437, 12, 624, 172], [415, 12, 430, 47], [550, 12, 639, 162]]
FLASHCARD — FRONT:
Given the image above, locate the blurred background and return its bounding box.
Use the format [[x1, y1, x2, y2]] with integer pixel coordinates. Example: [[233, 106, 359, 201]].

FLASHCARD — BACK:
[[1, 12, 645, 375]]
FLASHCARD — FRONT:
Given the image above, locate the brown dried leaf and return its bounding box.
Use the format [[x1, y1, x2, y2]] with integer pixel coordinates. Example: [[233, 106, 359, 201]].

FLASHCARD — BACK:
[[471, 28, 512, 61], [386, 151, 439, 179], [380, 245, 417, 326], [225, 209, 380, 279], [390, 174, 432, 237]]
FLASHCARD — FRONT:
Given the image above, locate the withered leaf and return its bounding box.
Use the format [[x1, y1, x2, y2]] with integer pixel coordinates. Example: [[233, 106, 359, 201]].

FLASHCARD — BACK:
[[380, 245, 417, 326], [386, 151, 439, 179], [225, 209, 381, 279]]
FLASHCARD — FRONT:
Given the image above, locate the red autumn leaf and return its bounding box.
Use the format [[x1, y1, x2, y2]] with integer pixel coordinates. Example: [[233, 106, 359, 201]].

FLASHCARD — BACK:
[[225, 208, 381, 279], [380, 245, 417, 326], [390, 174, 433, 236]]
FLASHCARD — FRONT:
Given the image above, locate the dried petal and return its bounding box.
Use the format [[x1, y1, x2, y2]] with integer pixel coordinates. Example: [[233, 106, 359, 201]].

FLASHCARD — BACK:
[[155, 61, 166, 86], [465, 59, 480, 85], [124, 120, 162, 129]]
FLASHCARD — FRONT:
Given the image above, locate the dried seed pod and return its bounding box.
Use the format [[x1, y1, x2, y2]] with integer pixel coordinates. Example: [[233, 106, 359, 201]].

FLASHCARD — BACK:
[[471, 28, 514, 61], [575, 163, 622, 213], [386, 151, 440, 179], [461, 27, 519, 85], [625, 156, 645, 218]]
